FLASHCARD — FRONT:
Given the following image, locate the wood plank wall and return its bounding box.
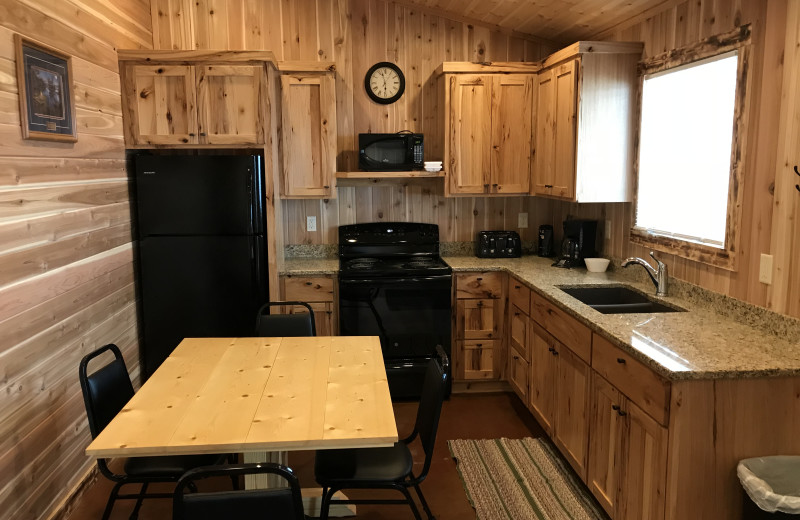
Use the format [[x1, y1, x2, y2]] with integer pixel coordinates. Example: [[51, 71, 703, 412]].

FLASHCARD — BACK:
[[149, 0, 558, 244], [548, 0, 798, 316], [0, 1, 151, 519]]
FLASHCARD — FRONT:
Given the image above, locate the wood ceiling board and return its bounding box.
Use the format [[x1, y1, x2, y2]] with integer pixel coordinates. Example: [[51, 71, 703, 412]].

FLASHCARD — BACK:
[[398, 0, 677, 43]]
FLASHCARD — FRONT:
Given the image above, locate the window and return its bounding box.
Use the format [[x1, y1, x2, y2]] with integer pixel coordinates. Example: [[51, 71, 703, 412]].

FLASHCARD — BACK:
[[632, 26, 751, 270]]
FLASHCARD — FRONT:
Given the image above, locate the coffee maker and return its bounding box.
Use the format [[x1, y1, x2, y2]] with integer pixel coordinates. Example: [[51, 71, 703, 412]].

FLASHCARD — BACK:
[[552, 219, 598, 268]]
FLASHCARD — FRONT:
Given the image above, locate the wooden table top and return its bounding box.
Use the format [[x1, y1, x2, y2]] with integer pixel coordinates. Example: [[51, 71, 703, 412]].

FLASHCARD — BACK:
[[85, 336, 398, 458]]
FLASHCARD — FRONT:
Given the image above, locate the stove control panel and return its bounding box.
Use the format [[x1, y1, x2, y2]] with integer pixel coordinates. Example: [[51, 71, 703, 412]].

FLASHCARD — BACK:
[[476, 231, 522, 258]]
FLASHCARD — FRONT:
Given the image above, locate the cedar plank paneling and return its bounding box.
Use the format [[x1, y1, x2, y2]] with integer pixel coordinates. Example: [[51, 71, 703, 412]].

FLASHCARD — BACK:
[[0, 1, 148, 519]]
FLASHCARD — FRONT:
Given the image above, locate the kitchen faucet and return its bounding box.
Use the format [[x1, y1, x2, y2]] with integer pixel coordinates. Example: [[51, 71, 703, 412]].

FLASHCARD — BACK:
[[621, 251, 668, 296]]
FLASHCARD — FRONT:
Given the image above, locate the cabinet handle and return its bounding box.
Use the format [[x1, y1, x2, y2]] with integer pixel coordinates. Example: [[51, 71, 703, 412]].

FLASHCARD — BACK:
[[305, 282, 312, 286], [611, 404, 620, 411], [476, 343, 483, 347], [513, 355, 519, 360], [199, 132, 206, 136], [477, 277, 483, 281], [617, 410, 628, 417], [545, 184, 553, 188], [616, 358, 626, 364], [514, 312, 520, 316], [552, 350, 559, 356], [188, 132, 195, 137], [492, 183, 498, 187], [548, 347, 555, 353], [483, 183, 490, 188], [323, 185, 330, 189], [514, 285, 521, 289]]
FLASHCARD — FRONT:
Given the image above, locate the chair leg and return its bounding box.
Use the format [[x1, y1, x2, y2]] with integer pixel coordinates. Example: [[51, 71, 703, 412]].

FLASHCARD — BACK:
[[413, 483, 435, 520], [102, 482, 123, 520], [319, 487, 336, 520], [129, 482, 148, 519], [398, 486, 423, 520]]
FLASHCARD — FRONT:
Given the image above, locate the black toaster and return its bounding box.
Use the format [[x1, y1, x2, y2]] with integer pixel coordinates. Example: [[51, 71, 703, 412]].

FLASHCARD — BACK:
[[476, 231, 522, 258]]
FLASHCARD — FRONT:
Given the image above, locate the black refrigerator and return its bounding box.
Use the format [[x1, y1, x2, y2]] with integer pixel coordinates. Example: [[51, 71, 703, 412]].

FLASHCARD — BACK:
[[133, 154, 268, 379]]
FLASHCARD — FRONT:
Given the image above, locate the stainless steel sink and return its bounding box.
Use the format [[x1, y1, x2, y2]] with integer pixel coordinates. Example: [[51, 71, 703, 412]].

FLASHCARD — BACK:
[[559, 285, 685, 314]]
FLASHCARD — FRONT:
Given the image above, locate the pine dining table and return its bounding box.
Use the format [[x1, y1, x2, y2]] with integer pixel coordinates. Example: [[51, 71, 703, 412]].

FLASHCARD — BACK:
[[85, 335, 398, 506]]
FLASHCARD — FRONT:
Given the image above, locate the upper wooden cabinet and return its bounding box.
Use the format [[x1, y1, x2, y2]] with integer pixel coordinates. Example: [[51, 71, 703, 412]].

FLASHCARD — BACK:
[[118, 51, 275, 147], [278, 68, 337, 199], [441, 66, 535, 196], [533, 42, 643, 202]]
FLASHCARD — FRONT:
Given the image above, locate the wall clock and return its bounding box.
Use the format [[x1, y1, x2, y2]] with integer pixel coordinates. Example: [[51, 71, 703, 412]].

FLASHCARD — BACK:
[[364, 62, 405, 104]]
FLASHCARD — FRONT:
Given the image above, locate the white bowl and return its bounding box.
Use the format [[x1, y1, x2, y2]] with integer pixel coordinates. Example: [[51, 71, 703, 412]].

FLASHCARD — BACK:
[[584, 258, 610, 272]]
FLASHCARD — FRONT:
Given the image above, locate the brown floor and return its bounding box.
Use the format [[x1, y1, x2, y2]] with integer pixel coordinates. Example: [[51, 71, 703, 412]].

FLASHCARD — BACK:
[[68, 392, 545, 520]]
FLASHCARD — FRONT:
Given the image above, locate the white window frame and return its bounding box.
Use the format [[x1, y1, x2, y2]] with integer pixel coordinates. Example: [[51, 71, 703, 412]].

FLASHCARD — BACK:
[[630, 25, 752, 271]]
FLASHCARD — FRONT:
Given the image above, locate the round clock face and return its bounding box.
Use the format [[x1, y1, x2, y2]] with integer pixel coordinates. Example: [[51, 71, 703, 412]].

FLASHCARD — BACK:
[[365, 62, 405, 104]]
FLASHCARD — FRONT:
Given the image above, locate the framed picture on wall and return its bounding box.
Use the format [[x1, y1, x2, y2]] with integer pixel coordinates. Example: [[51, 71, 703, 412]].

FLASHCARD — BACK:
[[14, 34, 78, 142]]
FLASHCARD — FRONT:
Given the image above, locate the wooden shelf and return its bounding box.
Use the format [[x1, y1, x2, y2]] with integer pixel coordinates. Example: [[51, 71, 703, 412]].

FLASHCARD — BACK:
[[336, 171, 444, 179]]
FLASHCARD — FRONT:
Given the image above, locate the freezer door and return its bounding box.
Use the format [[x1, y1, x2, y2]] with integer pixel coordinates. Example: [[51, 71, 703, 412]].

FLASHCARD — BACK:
[[134, 154, 263, 236], [138, 235, 268, 378]]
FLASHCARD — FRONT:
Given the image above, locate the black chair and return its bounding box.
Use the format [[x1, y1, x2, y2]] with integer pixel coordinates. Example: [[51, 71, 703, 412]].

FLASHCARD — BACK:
[[255, 301, 316, 337], [314, 345, 450, 520], [173, 462, 305, 520], [79, 343, 234, 520]]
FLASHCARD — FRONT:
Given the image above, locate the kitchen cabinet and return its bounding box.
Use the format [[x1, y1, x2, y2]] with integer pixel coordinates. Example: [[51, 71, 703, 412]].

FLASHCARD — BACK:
[[588, 372, 668, 520], [532, 42, 643, 202], [508, 277, 531, 400], [118, 51, 273, 147], [279, 68, 337, 198], [281, 275, 337, 336], [454, 272, 506, 381], [442, 70, 535, 196]]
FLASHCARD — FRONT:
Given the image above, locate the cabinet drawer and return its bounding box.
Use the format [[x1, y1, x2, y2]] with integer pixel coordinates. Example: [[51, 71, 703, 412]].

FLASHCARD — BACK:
[[288, 302, 335, 336], [592, 333, 671, 426], [283, 276, 335, 302], [509, 306, 529, 360], [456, 299, 502, 340], [508, 346, 529, 400], [531, 292, 591, 363], [456, 272, 505, 299], [509, 278, 530, 314], [461, 340, 498, 380]]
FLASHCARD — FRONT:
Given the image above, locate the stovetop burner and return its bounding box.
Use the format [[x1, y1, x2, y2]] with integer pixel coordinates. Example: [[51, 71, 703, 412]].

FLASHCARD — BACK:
[[345, 258, 384, 270]]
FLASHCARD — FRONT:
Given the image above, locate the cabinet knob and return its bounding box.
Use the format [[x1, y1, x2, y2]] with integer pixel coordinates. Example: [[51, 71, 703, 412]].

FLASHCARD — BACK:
[[476, 277, 483, 281], [611, 404, 620, 411], [199, 132, 206, 136], [513, 355, 519, 360], [188, 133, 195, 137], [514, 312, 519, 316], [476, 343, 483, 347], [305, 282, 312, 286], [492, 183, 498, 187], [616, 358, 626, 364], [545, 184, 553, 188], [548, 347, 555, 353], [483, 183, 490, 188], [323, 185, 330, 189], [514, 285, 521, 289], [617, 410, 628, 417], [553, 349, 559, 356]]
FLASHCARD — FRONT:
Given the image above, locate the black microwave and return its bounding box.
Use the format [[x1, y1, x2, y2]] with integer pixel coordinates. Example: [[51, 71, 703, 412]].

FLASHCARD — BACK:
[[359, 133, 423, 171]]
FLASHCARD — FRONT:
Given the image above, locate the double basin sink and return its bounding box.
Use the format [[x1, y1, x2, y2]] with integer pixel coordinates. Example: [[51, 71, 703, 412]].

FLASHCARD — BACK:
[[560, 285, 685, 314]]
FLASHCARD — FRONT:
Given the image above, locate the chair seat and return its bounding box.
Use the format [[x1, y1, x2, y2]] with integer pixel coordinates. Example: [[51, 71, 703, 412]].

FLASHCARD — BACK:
[[315, 442, 413, 484], [125, 453, 224, 478]]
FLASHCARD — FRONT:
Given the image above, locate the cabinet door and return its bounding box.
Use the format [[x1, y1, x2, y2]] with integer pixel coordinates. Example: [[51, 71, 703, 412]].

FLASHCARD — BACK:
[[588, 374, 625, 518], [491, 75, 534, 194], [447, 74, 492, 194], [126, 65, 197, 145], [551, 59, 578, 199], [533, 68, 554, 195], [456, 299, 500, 340], [196, 65, 265, 145], [289, 302, 334, 336], [529, 324, 557, 434], [461, 339, 497, 380], [508, 346, 529, 400], [618, 401, 668, 520], [280, 73, 337, 198], [509, 305, 528, 359], [553, 344, 591, 481]]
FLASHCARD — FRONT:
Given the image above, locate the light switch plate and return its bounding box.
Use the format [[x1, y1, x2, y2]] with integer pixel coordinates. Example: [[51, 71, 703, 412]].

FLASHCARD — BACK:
[[759, 253, 773, 284], [518, 213, 528, 228], [307, 216, 317, 232]]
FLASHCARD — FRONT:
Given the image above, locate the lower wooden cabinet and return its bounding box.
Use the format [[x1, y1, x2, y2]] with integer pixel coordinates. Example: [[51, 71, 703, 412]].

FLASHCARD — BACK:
[[529, 323, 557, 434], [281, 275, 337, 335], [454, 272, 506, 382], [459, 339, 500, 379], [588, 373, 668, 520], [508, 346, 529, 399], [288, 302, 334, 336]]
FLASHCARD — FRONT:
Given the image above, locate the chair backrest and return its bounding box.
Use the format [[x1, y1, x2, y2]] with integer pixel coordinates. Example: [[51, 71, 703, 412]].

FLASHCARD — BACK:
[[414, 345, 449, 478], [254, 301, 316, 337], [173, 463, 305, 520], [79, 343, 135, 439]]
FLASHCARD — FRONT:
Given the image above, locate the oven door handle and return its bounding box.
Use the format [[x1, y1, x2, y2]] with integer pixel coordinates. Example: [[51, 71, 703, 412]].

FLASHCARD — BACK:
[[339, 275, 452, 285]]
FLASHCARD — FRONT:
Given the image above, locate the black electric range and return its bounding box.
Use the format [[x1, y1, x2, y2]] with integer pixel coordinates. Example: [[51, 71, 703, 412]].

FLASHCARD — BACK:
[[338, 222, 452, 400]]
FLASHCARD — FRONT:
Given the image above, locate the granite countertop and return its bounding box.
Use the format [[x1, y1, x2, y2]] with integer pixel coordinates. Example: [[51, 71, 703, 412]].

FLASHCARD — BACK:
[[445, 256, 800, 381], [281, 254, 800, 381]]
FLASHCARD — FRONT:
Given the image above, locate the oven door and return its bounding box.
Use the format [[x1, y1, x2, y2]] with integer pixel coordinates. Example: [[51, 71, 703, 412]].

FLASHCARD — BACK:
[[339, 274, 452, 399]]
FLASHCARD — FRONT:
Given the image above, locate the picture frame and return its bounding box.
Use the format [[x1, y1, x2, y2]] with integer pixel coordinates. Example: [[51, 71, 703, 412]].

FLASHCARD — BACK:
[[14, 34, 77, 142]]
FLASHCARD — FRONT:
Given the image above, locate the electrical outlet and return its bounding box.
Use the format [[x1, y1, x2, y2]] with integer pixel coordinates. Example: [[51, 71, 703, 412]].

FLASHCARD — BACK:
[[518, 213, 528, 229], [605, 220, 612, 240], [306, 216, 317, 232], [759, 253, 773, 284]]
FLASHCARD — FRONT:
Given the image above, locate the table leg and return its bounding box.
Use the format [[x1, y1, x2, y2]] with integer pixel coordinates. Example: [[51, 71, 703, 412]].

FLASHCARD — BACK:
[[242, 451, 355, 517]]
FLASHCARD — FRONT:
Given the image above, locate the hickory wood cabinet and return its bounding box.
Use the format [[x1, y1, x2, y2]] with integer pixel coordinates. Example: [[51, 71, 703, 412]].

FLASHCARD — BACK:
[[439, 64, 536, 196], [454, 272, 506, 381], [118, 51, 274, 147], [533, 42, 643, 202], [277, 63, 337, 198], [281, 274, 337, 336]]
